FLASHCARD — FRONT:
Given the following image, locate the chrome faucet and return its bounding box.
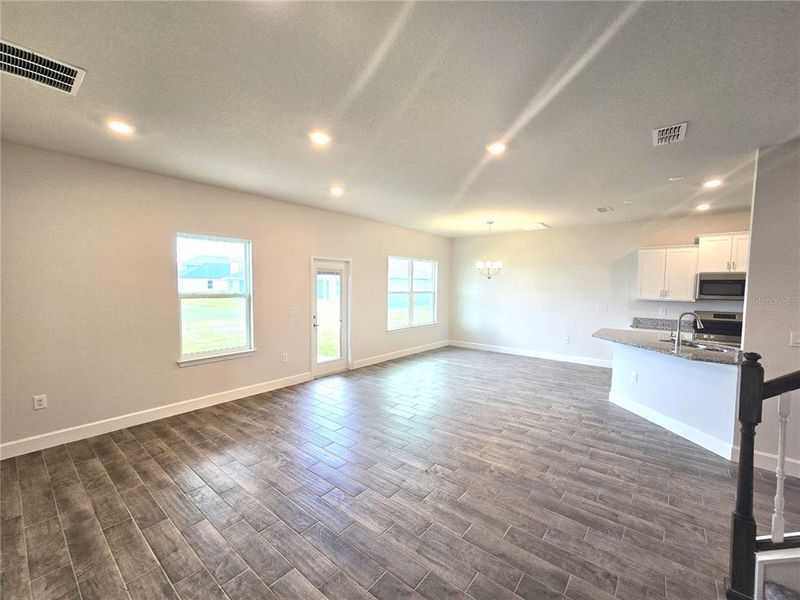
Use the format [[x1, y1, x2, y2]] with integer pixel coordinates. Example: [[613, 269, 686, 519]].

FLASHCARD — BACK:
[[675, 312, 704, 354]]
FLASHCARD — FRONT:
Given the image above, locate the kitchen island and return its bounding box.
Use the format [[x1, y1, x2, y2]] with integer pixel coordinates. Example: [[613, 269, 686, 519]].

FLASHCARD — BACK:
[[593, 328, 742, 458]]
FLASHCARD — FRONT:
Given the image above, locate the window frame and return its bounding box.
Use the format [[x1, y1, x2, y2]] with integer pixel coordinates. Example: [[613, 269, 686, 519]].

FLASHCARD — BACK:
[[176, 232, 254, 366], [386, 256, 438, 331]]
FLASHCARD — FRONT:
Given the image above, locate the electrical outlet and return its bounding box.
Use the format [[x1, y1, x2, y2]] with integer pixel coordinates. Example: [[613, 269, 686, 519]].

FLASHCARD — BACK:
[[790, 332, 800, 348], [562, 336, 570, 344], [658, 306, 667, 316], [631, 372, 638, 384], [33, 394, 48, 410], [282, 352, 288, 362], [289, 305, 298, 316]]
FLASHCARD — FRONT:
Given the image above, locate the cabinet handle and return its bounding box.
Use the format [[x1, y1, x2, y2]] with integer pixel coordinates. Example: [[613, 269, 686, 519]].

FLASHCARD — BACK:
[[732, 261, 736, 271], [727, 261, 731, 271]]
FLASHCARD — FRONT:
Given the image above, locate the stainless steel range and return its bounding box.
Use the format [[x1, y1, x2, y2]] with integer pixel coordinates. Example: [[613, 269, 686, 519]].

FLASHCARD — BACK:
[[693, 310, 743, 346]]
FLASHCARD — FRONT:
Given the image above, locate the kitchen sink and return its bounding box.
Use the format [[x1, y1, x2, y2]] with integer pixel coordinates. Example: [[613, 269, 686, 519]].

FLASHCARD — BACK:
[[658, 339, 739, 353]]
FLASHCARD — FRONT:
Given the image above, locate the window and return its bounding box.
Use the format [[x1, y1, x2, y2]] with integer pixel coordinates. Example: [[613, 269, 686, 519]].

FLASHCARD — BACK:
[[177, 233, 252, 362], [387, 256, 437, 330]]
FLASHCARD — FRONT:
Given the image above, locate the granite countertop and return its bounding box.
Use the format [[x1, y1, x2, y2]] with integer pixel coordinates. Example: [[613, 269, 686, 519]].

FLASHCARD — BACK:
[[592, 328, 742, 365], [630, 317, 679, 331]]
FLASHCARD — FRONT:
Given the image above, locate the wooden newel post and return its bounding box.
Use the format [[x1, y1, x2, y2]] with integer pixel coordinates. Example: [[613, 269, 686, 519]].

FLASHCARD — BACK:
[[727, 352, 764, 600]]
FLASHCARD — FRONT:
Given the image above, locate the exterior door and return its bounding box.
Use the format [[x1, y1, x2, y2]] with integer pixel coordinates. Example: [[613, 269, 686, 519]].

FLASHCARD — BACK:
[[312, 259, 349, 378]]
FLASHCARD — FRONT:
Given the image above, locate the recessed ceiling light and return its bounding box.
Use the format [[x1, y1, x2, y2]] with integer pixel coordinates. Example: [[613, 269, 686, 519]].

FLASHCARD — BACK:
[[309, 131, 332, 147], [623, 200, 634, 205], [703, 179, 722, 189], [486, 141, 506, 156], [330, 184, 345, 197], [520, 223, 549, 231], [106, 119, 134, 135], [696, 203, 711, 211], [667, 176, 685, 182]]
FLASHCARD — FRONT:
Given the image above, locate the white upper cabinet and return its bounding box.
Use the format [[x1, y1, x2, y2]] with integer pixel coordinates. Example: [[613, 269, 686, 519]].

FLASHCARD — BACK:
[[698, 235, 733, 272], [731, 233, 750, 273], [664, 246, 700, 301], [698, 232, 750, 273], [637, 246, 698, 301], [637, 248, 668, 300]]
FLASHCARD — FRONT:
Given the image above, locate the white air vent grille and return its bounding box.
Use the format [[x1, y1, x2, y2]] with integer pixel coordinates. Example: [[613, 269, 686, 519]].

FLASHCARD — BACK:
[[595, 206, 614, 214], [0, 40, 85, 95], [652, 122, 687, 146]]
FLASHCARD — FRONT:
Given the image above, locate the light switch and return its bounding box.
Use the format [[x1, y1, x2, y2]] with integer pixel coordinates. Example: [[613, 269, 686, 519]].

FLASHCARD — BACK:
[[790, 332, 800, 348], [290, 305, 298, 316]]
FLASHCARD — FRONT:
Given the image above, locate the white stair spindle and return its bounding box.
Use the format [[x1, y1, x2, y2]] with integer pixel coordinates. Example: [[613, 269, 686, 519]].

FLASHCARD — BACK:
[[771, 393, 791, 543]]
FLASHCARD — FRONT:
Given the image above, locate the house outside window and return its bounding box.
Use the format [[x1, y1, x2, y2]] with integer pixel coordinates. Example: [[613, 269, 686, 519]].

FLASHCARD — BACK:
[[387, 256, 437, 330], [177, 233, 253, 362]]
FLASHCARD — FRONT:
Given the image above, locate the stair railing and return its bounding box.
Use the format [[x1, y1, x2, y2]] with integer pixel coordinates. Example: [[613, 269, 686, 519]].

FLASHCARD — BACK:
[[727, 352, 800, 600]]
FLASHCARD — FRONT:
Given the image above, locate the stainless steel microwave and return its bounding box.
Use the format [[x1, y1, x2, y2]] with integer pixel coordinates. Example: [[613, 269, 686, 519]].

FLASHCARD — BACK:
[[696, 272, 746, 300]]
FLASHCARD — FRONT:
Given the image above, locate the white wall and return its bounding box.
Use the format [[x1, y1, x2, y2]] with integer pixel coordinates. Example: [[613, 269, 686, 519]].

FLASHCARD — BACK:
[[0, 143, 450, 454], [450, 211, 751, 366], [743, 136, 800, 469]]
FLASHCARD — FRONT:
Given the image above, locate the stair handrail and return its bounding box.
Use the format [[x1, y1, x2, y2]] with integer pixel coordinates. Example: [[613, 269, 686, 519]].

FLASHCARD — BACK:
[[727, 354, 800, 600]]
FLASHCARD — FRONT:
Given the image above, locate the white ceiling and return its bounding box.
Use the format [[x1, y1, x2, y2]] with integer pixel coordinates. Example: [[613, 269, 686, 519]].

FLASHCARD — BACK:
[[1, 1, 798, 236]]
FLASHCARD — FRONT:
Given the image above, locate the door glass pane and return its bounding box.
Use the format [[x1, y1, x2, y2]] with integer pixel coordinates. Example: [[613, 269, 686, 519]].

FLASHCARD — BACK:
[[181, 297, 248, 355], [413, 260, 434, 291], [412, 292, 435, 325], [388, 293, 410, 330], [388, 257, 410, 292], [316, 271, 341, 363]]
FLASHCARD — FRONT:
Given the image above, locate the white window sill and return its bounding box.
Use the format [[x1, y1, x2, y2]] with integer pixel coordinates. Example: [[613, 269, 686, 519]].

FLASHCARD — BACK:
[[177, 349, 256, 367], [387, 322, 438, 333]]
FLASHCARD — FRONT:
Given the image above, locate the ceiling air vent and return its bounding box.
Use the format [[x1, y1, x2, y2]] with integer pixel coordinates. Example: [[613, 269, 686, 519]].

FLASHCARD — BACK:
[[595, 206, 614, 214], [652, 122, 687, 146], [0, 40, 85, 95]]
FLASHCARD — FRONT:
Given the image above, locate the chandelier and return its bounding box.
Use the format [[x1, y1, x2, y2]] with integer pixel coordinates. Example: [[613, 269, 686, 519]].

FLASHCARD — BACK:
[[475, 221, 503, 279]]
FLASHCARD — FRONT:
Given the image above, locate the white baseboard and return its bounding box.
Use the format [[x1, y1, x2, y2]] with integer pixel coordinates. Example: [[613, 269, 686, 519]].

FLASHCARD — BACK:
[[448, 340, 612, 369], [732, 445, 800, 478], [0, 372, 311, 459], [351, 340, 449, 370], [0, 339, 451, 459], [609, 391, 734, 459]]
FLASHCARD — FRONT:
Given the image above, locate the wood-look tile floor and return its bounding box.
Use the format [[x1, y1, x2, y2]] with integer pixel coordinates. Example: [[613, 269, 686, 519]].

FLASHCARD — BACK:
[[1, 347, 798, 600]]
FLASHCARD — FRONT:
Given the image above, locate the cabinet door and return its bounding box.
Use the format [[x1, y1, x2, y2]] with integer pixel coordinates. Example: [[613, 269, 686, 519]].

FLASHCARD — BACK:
[[664, 247, 698, 301], [731, 233, 750, 272], [698, 235, 733, 272], [637, 248, 667, 300]]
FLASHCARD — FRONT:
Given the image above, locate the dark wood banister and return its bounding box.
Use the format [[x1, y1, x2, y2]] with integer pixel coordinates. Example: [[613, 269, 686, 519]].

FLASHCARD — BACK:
[[763, 368, 800, 400], [727, 353, 800, 600]]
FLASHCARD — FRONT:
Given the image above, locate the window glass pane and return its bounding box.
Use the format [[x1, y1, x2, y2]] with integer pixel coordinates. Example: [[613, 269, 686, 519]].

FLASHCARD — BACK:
[[181, 297, 248, 355], [412, 292, 435, 325], [413, 260, 435, 291], [388, 293, 410, 329], [178, 236, 247, 294], [388, 257, 410, 292]]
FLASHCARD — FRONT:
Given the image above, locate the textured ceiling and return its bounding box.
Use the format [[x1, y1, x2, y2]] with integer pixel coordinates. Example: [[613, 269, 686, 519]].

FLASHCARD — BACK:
[[1, 1, 798, 236]]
